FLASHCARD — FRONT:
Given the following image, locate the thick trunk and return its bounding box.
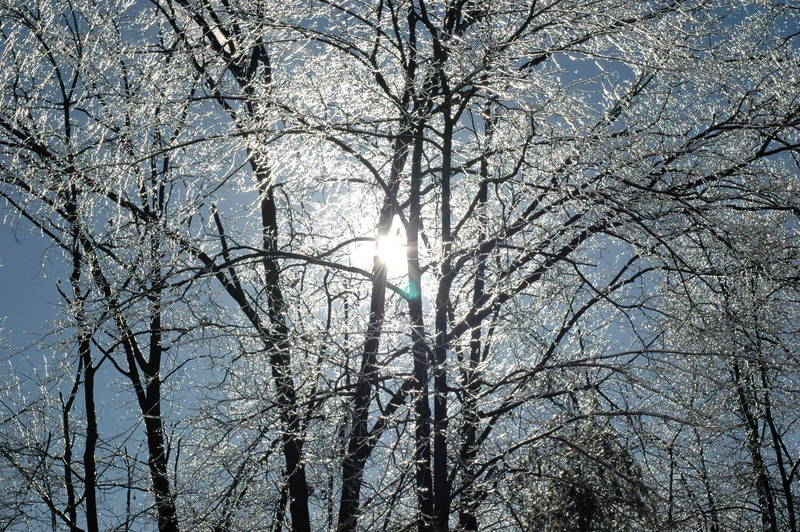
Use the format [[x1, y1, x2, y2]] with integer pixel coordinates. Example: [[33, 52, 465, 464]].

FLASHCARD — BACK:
[[84, 246, 179, 532], [337, 131, 412, 531], [142, 386, 179, 532], [81, 334, 99, 532], [433, 116, 454, 532], [408, 125, 435, 531], [66, 188, 99, 532], [760, 363, 797, 532], [733, 361, 778, 532], [337, 253, 390, 531], [181, 13, 312, 528], [456, 231, 487, 530], [256, 164, 311, 532], [63, 195, 80, 532], [694, 429, 721, 532], [457, 108, 492, 532]]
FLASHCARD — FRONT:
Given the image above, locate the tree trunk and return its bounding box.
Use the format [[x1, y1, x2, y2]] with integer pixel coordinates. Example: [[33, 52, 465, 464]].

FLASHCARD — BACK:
[[458, 104, 493, 532], [733, 361, 778, 532], [81, 333, 99, 532], [433, 114, 454, 532], [255, 163, 311, 532], [142, 388, 179, 532], [338, 130, 412, 531], [408, 124, 435, 531]]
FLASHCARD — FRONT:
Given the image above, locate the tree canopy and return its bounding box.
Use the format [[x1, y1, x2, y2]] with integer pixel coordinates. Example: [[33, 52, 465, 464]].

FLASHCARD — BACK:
[[1, 0, 798, 530]]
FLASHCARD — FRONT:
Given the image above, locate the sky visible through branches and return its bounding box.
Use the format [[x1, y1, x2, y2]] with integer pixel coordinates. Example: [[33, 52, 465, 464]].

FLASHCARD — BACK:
[[0, 1, 799, 531]]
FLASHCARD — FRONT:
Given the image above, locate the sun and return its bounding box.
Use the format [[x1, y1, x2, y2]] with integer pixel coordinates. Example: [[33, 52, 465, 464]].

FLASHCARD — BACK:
[[375, 231, 407, 274], [351, 216, 408, 276]]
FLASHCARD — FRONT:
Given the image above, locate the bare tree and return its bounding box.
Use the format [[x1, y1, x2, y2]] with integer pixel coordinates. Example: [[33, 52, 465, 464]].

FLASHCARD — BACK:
[[654, 210, 800, 531], [1, 0, 799, 531]]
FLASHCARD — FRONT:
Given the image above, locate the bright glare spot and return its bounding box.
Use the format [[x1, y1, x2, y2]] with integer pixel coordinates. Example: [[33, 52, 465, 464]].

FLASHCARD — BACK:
[[351, 216, 407, 276], [376, 232, 407, 273]]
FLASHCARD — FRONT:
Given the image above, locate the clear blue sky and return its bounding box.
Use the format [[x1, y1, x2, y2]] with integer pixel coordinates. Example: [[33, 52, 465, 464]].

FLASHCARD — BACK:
[[0, 221, 63, 358]]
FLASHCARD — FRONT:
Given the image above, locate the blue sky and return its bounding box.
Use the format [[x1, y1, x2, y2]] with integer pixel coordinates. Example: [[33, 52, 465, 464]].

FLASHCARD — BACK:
[[0, 223, 61, 353]]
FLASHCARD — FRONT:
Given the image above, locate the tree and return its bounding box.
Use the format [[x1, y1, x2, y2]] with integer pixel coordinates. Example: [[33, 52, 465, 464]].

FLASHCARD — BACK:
[[504, 413, 655, 531], [653, 211, 800, 532], [1, 0, 799, 530]]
